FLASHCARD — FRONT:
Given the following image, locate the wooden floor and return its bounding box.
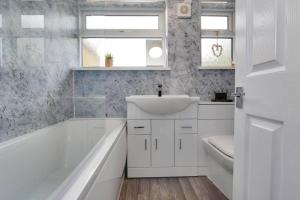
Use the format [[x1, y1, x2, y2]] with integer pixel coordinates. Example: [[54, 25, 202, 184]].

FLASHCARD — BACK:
[[119, 177, 228, 200]]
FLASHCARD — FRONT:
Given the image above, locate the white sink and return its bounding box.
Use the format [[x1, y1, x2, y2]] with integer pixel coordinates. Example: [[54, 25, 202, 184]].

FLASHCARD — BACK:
[[126, 95, 200, 115]]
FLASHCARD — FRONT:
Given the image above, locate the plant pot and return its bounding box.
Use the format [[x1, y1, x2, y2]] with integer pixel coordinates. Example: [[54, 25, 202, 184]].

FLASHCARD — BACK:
[[105, 58, 113, 68]]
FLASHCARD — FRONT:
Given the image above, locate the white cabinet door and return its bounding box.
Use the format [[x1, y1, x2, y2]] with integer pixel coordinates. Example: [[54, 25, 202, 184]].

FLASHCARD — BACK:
[[127, 135, 151, 168], [175, 134, 198, 167], [198, 105, 234, 120], [151, 120, 174, 167]]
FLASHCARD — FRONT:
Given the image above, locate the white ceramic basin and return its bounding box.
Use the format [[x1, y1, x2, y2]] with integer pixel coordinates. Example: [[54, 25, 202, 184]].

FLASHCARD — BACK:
[[126, 95, 200, 115]]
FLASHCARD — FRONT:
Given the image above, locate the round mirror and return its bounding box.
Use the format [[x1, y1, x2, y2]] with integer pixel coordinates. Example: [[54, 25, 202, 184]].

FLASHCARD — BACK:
[[149, 47, 163, 58]]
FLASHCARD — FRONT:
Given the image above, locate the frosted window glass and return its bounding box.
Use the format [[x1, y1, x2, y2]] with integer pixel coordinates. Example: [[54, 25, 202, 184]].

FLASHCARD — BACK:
[[201, 16, 228, 30], [86, 16, 159, 30], [82, 38, 163, 67], [201, 38, 232, 67], [21, 15, 44, 29], [0, 15, 2, 28]]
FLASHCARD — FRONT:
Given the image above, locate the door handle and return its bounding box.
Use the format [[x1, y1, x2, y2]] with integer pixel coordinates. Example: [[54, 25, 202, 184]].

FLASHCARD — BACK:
[[179, 139, 182, 150], [181, 126, 192, 129], [134, 126, 145, 129], [155, 139, 158, 150], [232, 87, 245, 109], [144, 139, 147, 150]]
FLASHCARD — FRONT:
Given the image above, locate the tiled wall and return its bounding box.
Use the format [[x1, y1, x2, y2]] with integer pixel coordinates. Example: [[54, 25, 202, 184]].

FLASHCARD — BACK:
[[0, 0, 78, 142], [0, 0, 235, 142], [73, 0, 235, 118]]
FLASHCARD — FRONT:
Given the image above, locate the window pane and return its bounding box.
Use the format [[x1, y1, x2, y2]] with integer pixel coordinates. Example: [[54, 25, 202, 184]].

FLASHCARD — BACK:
[[86, 16, 159, 30], [82, 38, 164, 67], [201, 38, 232, 67], [201, 16, 228, 30]]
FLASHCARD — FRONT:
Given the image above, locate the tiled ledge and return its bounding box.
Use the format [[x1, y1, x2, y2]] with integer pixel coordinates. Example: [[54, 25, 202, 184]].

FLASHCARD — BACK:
[[198, 66, 236, 70], [72, 67, 171, 71]]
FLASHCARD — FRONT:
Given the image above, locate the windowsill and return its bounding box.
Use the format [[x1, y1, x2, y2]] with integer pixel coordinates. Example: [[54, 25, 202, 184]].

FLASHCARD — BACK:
[[72, 66, 171, 71], [198, 66, 235, 70]]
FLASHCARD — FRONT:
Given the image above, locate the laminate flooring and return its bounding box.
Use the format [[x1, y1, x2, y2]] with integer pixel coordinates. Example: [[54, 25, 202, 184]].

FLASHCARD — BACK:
[[119, 177, 228, 200]]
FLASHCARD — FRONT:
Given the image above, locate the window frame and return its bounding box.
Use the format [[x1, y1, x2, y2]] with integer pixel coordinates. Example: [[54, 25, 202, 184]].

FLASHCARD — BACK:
[[200, 10, 235, 68], [79, 8, 167, 68]]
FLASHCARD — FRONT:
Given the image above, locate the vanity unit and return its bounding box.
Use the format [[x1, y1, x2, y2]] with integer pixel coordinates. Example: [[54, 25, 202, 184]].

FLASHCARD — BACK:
[[126, 96, 234, 178], [126, 95, 199, 177]]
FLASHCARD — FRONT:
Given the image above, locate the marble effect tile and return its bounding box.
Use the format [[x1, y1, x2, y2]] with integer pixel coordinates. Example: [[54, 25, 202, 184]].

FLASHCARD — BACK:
[[0, 0, 78, 142], [74, 96, 106, 118], [17, 38, 44, 67], [73, 0, 235, 118], [0, 0, 235, 142]]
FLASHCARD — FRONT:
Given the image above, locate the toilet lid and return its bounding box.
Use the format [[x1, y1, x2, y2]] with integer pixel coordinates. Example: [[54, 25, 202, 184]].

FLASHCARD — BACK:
[[208, 135, 234, 158]]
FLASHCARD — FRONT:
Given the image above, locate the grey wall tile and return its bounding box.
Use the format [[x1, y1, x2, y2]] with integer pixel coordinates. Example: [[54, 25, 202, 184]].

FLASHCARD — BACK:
[[73, 0, 235, 118], [0, 0, 78, 142], [74, 97, 106, 118]]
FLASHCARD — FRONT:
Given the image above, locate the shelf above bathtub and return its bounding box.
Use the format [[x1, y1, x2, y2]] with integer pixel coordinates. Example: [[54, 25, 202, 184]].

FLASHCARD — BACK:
[[72, 67, 171, 71], [198, 66, 235, 70]]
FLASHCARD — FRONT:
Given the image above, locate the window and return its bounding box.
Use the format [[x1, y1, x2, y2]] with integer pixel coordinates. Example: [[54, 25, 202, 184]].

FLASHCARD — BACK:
[[201, 38, 232, 67], [80, 9, 166, 68], [201, 16, 228, 30], [200, 12, 234, 68], [85, 16, 159, 30], [83, 38, 164, 67]]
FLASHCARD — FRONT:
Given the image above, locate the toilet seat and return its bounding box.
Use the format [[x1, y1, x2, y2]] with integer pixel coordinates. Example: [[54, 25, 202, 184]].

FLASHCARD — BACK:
[[208, 135, 234, 158]]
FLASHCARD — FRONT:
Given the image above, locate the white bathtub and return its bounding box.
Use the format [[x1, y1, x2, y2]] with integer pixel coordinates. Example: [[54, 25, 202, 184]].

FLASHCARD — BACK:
[[0, 118, 127, 200]]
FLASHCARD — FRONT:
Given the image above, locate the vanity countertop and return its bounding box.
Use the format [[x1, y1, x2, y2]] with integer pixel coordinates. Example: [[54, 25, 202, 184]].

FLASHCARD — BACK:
[[199, 101, 235, 105]]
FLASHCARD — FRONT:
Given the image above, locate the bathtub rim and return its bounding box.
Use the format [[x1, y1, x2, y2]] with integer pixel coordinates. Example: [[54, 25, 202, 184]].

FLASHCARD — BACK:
[[0, 120, 66, 150], [48, 118, 126, 200]]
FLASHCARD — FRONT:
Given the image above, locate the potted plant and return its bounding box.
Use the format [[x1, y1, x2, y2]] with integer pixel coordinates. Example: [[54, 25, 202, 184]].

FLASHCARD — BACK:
[[105, 53, 113, 68]]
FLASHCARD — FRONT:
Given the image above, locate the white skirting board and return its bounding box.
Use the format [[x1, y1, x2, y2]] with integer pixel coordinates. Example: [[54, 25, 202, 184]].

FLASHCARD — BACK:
[[127, 167, 208, 178]]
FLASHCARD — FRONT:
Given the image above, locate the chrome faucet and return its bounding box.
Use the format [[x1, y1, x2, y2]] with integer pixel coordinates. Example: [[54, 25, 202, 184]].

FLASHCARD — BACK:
[[157, 84, 162, 97]]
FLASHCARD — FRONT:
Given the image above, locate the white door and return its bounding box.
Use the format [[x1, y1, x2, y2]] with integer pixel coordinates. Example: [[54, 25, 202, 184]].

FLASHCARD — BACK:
[[151, 120, 174, 167], [127, 135, 151, 167], [234, 0, 300, 200], [175, 134, 198, 167]]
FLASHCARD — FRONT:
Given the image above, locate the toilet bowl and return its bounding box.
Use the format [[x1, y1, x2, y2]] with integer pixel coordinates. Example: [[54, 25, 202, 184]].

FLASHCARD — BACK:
[[203, 135, 234, 200]]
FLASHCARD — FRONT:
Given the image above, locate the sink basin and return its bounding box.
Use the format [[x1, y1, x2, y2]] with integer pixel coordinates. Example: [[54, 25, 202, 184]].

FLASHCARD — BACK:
[[126, 95, 200, 115]]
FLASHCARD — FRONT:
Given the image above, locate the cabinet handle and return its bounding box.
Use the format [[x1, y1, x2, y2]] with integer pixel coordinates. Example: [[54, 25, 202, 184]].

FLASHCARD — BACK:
[[181, 126, 192, 129], [134, 126, 145, 129], [179, 139, 182, 150], [155, 139, 158, 150], [144, 139, 147, 150]]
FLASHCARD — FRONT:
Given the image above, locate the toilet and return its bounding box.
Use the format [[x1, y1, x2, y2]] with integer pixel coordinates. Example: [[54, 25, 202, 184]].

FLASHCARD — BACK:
[[198, 102, 234, 199], [203, 135, 234, 200]]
